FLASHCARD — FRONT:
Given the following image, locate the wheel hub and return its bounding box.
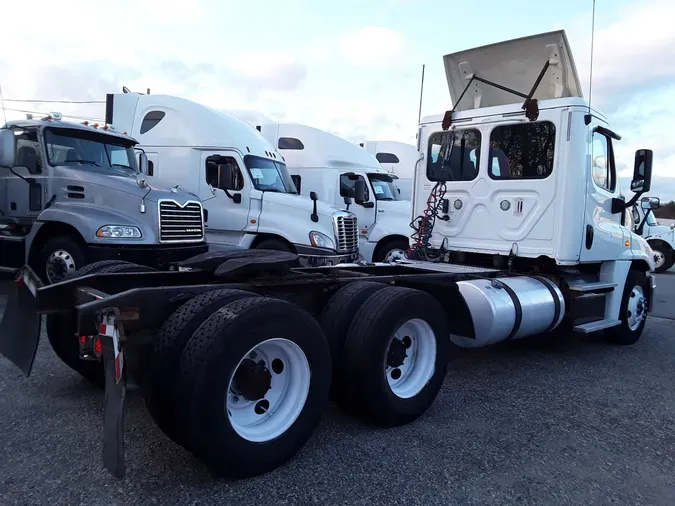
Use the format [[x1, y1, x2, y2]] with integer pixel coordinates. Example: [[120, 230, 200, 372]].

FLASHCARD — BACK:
[[387, 336, 411, 368], [46, 249, 77, 283], [653, 250, 665, 269], [231, 359, 272, 401]]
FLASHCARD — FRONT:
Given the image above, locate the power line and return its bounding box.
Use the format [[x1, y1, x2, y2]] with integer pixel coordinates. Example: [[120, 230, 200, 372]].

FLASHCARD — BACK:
[[3, 107, 105, 123], [3, 98, 104, 104]]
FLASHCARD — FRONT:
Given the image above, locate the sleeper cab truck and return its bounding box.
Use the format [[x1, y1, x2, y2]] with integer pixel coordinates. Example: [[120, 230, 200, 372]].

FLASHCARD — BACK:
[[104, 92, 360, 267], [0, 114, 207, 283], [362, 140, 419, 201], [233, 118, 412, 264], [629, 197, 674, 273], [0, 30, 658, 482]]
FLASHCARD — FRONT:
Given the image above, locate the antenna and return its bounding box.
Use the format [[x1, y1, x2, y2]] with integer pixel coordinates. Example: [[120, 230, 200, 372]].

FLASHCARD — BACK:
[[585, 0, 596, 125], [417, 64, 425, 125], [0, 82, 7, 125]]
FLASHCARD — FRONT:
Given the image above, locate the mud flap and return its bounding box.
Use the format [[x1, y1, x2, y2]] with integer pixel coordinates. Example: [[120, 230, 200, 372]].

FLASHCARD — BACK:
[[0, 268, 42, 376], [100, 316, 127, 479]]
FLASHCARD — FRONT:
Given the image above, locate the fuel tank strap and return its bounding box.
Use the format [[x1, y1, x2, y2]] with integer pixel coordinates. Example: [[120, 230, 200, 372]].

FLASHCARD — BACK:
[[497, 280, 522, 340], [532, 276, 562, 333]]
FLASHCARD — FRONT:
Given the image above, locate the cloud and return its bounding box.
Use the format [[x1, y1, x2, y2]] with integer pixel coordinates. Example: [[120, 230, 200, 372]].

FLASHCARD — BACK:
[[339, 26, 407, 69]]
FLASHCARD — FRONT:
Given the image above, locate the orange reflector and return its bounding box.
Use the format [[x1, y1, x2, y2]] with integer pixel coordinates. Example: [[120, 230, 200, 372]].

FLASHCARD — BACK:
[[361, 230, 367, 235], [250, 219, 256, 224], [625, 240, 631, 247]]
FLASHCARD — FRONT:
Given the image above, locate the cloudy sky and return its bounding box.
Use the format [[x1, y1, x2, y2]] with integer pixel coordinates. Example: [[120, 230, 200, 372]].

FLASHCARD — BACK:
[[1, 0, 674, 200]]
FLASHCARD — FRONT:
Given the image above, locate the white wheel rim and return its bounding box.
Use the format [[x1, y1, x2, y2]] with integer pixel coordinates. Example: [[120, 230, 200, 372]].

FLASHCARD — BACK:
[[226, 338, 310, 443], [46, 249, 78, 283], [384, 248, 406, 263], [626, 285, 647, 331], [385, 318, 437, 399], [653, 250, 665, 269]]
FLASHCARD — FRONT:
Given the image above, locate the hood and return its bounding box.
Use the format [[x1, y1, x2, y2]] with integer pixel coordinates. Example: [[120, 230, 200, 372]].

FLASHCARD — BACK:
[[376, 199, 411, 216], [261, 190, 346, 216], [52, 165, 200, 203], [646, 225, 675, 241], [443, 30, 582, 112]]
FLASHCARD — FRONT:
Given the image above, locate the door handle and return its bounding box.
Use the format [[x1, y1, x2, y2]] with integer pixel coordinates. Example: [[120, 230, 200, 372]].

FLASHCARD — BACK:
[[585, 225, 594, 250]]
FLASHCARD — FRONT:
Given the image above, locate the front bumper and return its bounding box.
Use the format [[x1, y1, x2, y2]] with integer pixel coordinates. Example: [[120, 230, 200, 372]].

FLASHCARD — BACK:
[[294, 244, 360, 267], [87, 243, 209, 270]]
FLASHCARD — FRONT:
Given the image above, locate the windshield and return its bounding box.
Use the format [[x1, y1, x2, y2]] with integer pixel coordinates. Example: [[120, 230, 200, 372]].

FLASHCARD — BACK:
[[244, 155, 297, 193], [645, 210, 659, 226], [44, 128, 138, 172], [368, 173, 401, 201]]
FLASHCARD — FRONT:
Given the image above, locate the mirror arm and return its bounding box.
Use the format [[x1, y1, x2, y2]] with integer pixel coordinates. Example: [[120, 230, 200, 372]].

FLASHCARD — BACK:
[[10, 167, 35, 184]]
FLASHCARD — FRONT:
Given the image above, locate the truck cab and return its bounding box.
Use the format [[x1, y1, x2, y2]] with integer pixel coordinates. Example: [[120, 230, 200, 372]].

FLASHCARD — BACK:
[[233, 120, 413, 263], [412, 30, 655, 337], [630, 197, 674, 272], [105, 92, 359, 267], [362, 140, 419, 200], [0, 115, 207, 283]]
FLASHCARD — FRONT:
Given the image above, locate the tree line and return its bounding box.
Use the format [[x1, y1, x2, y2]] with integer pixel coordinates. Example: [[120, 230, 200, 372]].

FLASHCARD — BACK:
[[654, 200, 675, 219]]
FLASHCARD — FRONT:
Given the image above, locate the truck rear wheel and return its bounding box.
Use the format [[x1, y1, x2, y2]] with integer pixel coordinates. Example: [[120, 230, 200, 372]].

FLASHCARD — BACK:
[[648, 241, 673, 273], [144, 288, 258, 447], [179, 297, 331, 478], [339, 286, 450, 427], [319, 281, 387, 397], [605, 269, 649, 345], [373, 238, 409, 263], [45, 261, 155, 387], [36, 235, 86, 284]]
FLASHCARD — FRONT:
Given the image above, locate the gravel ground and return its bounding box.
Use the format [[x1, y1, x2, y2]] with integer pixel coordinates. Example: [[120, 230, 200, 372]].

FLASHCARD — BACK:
[[1, 282, 674, 505]]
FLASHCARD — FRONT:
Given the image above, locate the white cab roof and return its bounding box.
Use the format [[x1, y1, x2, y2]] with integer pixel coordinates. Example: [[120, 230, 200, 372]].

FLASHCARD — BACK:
[[443, 30, 582, 111]]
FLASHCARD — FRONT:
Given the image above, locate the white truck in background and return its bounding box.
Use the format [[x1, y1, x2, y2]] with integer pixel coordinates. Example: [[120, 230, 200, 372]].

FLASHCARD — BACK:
[[104, 92, 359, 267], [630, 197, 674, 272], [361, 140, 418, 200], [228, 115, 413, 263]]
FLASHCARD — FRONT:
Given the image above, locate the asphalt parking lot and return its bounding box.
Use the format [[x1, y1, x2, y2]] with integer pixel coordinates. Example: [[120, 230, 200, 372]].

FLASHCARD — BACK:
[[1, 272, 674, 505]]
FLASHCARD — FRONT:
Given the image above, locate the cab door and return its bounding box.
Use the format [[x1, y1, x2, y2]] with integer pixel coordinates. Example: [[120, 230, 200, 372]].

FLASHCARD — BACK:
[[339, 171, 376, 232], [578, 125, 626, 262], [5, 128, 49, 220], [199, 151, 253, 246]]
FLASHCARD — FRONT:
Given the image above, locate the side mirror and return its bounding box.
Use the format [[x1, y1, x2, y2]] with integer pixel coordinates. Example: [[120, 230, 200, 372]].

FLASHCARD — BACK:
[[354, 179, 367, 205], [641, 196, 660, 209], [219, 163, 237, 191], [397, 188, 401, 195], [138, 152, 149, 175], [310, 191, 318, 201], [630, 149, 653, 193], [0, 129, 16, 167]]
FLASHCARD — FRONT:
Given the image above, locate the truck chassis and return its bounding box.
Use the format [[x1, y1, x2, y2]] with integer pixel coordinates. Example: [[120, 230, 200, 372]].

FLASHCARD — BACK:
[[0, 249, 653, 479]]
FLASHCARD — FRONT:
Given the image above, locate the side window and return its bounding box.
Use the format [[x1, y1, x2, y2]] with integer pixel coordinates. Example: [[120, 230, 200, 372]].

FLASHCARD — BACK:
[[278, 137, 304, 150], [340, 174, 369, 201], [427, 129, 481, 181], [205, 155, 244, 191], [290, 175, 301, 193], [140, 111, 166, 135], [488, 121, 555, 180], [14, 129, 43, 174], [591, 132, 616, 192], [375, 152, 400, 164]]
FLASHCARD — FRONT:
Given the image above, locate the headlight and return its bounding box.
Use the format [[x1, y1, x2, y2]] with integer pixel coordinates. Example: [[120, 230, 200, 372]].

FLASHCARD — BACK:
[[96, 225, 142, 238], [309, 231, 335, 250]]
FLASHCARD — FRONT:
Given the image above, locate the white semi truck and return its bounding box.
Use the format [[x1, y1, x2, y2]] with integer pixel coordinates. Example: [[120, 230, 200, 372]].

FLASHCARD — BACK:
[[229, 118, 413, 263], [362, 140, 418, 200], [104, 92, 359, 267], [0, 30, 657, 481], [630, 197, 674, 272]]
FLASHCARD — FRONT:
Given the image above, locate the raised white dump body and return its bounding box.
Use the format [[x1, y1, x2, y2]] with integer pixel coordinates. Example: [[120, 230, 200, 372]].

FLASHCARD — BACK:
[[227, 113, 413, 263], [410, 29, 655, 346], [105, 93, 359, 266]]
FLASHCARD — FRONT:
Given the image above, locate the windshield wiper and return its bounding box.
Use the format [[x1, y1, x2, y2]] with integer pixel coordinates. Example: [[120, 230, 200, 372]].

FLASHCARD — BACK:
[[65, 159, 101, 167], [112, 163, 136, 171]]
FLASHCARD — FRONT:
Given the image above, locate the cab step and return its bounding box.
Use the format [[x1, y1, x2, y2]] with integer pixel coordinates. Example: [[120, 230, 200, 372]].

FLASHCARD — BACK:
[[573, 319, 621, 334], [568, 281, 617, 294]]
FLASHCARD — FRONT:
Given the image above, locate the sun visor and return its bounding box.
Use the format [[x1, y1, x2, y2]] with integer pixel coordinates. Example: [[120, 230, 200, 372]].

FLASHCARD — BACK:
[[443, 30, 583, 112]]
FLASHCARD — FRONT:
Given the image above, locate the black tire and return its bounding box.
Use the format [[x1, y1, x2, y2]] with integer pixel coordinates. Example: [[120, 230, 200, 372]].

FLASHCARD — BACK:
[[144, 288, 257, 447], [254, 238, 293, 252], [35, 235, 86, 284], [45, 261, 155, 386], [605, 269, 649, 345], [373, 238, 409, 263], [179, 297, 331, 478], [319, 281, 387, 397], [649, 242, 673, 274], [339, 286, 450, 427]]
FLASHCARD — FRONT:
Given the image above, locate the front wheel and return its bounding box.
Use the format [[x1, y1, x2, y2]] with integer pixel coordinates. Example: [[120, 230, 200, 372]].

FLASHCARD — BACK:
[[649, 242, 673, 274], [605, 269, 649, 346], [35, 235, 86, 284]]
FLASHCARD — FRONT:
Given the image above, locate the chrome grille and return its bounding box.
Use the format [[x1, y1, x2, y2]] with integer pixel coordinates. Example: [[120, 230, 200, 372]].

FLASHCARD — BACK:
[[333, 213, 358, 253], [158, 200, 204, 243]]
